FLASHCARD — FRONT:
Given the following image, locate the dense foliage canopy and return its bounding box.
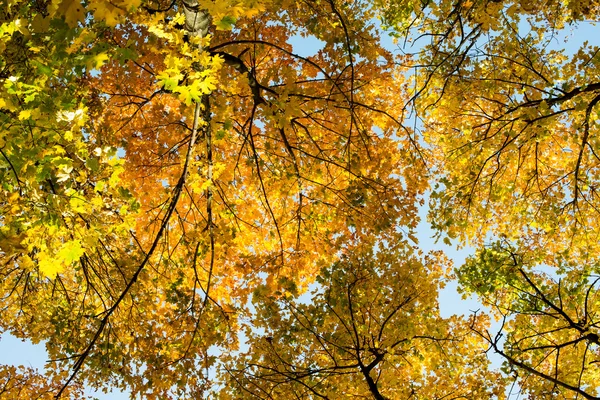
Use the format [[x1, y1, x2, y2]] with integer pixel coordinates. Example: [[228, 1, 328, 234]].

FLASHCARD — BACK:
[[0, 0, 599, 398]]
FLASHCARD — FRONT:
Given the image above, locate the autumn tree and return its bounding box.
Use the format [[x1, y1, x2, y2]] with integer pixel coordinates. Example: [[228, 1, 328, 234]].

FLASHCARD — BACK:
[[459, 242, 600, 399], [3, 0, 599, 398], [0, 365, 84, 400], [220, 229, 504, 399], [0, 0, 466, 398], [379, 0, 600, 396]]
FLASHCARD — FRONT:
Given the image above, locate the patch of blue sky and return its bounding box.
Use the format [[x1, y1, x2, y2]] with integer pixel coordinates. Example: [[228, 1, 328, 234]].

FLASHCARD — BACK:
[[288, 31, 326, 58]]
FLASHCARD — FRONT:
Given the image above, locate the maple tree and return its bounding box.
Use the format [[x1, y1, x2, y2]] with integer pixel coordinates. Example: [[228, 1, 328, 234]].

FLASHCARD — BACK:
[[0, 365, 84, 399], [386, 0, 600, 397], [220, 229, 504, 399], [1, 0, 443, 398], [1, 0, 599, 399]]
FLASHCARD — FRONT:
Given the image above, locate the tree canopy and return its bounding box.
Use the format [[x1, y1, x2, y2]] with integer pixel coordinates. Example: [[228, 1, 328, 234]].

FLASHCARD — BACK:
[[0, 0, 599, 398]]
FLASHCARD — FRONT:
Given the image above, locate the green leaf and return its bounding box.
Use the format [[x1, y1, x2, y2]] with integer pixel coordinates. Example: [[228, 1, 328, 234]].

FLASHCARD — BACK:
[[216, 16, 237, 30]]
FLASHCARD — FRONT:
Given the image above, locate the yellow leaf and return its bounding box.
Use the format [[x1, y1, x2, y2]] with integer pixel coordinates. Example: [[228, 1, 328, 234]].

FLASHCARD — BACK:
[[57, 240, 85, 265], [87, 53, 110, 70], [95, 7, 121, 27], [18, 110, 31, 120], [38, 240, 84, 278], [70, 195, 88, 213], [54, 0, 86, 28], [38, 252, 65, 277]]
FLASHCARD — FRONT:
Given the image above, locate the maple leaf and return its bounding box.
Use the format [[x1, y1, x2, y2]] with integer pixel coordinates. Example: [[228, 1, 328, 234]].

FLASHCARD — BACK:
[[54, 0, 86, 28], [86, 52, 110, 70], [216, 16, 237, 31]]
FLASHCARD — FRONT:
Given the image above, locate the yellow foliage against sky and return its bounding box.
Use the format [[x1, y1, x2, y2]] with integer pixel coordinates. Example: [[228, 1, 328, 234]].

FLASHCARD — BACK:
[[1, 0, 600, 398]]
